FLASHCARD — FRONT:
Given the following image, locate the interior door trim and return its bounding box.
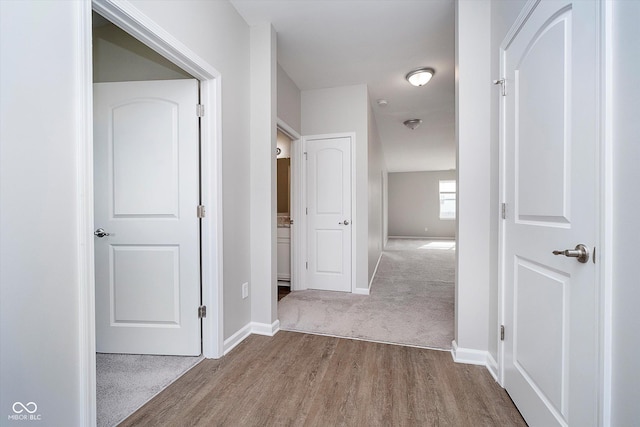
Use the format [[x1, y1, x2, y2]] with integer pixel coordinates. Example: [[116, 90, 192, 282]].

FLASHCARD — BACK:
[[277, 119, 301, 291]]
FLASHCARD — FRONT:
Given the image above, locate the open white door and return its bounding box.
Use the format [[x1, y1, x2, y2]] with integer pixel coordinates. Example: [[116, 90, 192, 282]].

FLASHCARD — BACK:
[[502, 1, 599, 425], [94, 79, 201, 356], [305, 136, 352, 292]]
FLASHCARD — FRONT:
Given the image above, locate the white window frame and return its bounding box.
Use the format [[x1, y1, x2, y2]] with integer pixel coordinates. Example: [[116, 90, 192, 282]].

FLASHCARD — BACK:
[[439, 180, 456, 220]]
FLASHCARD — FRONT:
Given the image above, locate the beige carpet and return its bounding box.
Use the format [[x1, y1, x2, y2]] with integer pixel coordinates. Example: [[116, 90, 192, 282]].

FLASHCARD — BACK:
[[278, 239, 455, 349], [96, 353, 202, 427]]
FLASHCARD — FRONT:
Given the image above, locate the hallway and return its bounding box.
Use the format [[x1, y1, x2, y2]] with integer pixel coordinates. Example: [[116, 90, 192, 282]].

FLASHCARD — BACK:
[[278, 238, 455, 349]]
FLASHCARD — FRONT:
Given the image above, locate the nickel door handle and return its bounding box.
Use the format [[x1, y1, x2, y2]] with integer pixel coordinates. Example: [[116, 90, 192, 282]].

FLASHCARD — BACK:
[[94, 228, 110, 238], [552, 244, 589, 263], [339, 220, 350, 225]]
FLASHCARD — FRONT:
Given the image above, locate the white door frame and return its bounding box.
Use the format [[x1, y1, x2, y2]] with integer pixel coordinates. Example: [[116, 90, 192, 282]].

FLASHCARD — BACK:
[[79, 0, 224, 424], [277, 119, 301, 291], [496, 1, 611, 423], [600, 2, 614, 423], [297, 133, 357, 292]]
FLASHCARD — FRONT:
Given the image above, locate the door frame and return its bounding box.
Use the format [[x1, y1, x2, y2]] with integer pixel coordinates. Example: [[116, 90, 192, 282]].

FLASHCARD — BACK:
[[496, 1, 611, 423], [277, 119, 301, 291], [297, 133, 356, 292], [79, 0, 224, 424]]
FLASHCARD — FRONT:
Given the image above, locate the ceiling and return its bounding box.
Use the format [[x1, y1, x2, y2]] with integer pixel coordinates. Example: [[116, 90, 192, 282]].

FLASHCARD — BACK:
[[230, 0, 456, 172]]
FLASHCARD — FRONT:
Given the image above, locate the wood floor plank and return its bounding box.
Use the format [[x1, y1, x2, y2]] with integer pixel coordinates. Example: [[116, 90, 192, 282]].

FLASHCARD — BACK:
[[120, 332, 526, 427]]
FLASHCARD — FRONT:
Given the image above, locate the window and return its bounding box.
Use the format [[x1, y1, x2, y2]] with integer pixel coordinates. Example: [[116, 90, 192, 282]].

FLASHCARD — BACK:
[[439, 180, 456, 220]]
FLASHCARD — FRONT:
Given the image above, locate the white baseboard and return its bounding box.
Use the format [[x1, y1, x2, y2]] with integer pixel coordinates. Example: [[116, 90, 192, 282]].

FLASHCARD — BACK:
[[451, 341, 501, 384], [486, 352, 498, 382], [365, 252, 383, 291], [223, 323, 252, 355], [223, 320, 280, 355], [251, 320, 280, 336], [354, 251, 383, 296], [451, 340, 489, 366], [388, 235, 456, 240]]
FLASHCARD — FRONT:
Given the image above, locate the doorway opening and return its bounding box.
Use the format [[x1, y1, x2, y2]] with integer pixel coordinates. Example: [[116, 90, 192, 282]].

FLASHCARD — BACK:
[[92, 11, 203, 426], [276, 128, 293, 300], [88, 1, 224, 424], [277, 135, 455, 348]]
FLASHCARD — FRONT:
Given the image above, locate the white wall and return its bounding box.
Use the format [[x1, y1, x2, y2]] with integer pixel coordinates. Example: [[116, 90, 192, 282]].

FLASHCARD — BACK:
[[127, 0, 253, 340], [249, 22, 278, 328], [0, 1, 89, 424], [611, 0, 640, 424], [93, 20, 192, 82], [277, 64, 301, 134], [1, 1, 255, 421], [367, 97, 386, 282], [388, 171, 457, 239], [488, 0, 527, 366], [301, 84, 369, 291], [454, 0, 491, 355]]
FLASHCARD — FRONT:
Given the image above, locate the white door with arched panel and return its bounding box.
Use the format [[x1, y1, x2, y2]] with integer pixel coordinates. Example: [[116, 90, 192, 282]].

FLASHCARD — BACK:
[[305, 136, 352, 292], [501, 1, 599, 426], [94, 79, 201, 355]]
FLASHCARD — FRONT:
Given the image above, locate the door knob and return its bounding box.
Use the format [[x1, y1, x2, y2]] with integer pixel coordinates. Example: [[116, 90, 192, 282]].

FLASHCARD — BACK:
[[552, 244, 589, 263], [94, 228, 110, 238], [339, 220, 350, 225]]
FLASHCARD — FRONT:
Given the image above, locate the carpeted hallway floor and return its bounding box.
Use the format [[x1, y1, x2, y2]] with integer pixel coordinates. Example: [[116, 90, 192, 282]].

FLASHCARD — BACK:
[[278, 238, 455, 349]]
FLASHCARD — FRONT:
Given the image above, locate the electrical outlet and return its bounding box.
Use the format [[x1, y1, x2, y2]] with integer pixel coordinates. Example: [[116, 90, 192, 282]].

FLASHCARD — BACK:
[[242, 282, 249, 299]]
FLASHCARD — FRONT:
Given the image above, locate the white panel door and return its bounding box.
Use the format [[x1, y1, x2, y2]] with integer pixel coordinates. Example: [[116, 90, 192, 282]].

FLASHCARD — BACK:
[[306, 136, 352, 292], [502, 1, 598, 426], [94, 80, 201, 356]]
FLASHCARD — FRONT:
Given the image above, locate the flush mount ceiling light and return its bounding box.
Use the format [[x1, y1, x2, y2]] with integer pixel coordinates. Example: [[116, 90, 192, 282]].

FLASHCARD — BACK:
[[403, 119, 422, 130], [406, 67, 435, 87]]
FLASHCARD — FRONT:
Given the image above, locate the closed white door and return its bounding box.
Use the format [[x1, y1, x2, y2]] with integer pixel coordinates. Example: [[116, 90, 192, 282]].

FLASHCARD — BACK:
[[502, 1, 599, 425], [306, 136, 352, 292], [94, 79, 201, 356]]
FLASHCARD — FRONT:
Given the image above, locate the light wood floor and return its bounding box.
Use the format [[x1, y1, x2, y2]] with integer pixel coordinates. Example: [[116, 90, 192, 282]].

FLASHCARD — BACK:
[[121, 332, 526, 426]]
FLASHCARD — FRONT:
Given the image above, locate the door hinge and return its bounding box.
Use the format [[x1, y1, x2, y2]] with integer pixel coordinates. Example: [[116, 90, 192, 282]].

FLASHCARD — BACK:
[[493, 78, 506, 96], [196, 104, 205, 117], [304, 152, 307, 160], [500, 325, 505, 341], [305, 262, 308, 270], [501, 203, 507, 219], [306, 207, 308, 215], [198, 305, 207, 319], [197, 205, 206, 218]]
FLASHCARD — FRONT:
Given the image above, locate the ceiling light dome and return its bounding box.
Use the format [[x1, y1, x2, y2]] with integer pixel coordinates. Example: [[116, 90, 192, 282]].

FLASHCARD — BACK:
[[406, 67, 435, 87], [403, 119, 422, 130]]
